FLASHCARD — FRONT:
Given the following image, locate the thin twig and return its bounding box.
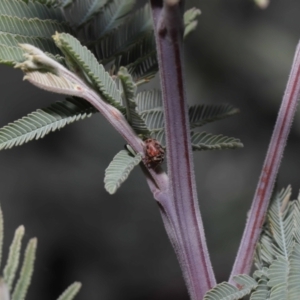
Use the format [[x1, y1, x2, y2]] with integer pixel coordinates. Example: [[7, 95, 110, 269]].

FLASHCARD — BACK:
[[229, 42, 300, 282]]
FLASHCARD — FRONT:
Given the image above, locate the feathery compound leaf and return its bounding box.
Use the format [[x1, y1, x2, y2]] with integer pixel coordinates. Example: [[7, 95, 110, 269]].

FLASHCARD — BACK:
[[11, 238, 37, 300], [56, 282, 82, 300], [0, 44, 24, 65], [3, 226, 25, 292], [0, 0, 64, 21], [86, 0, 136, 39], [104, 149, 142, 194], [136, 90, 162, 113], [267, 186, 293, 259], [118, 67, 149, 135], [113, 31, 157, 80], [250, 277, 269, 300], [183, 7, 201, 38], [141, 110, 164, 132], [57, 0, 74, 8], [0, 15, 71, 39], [267, 256, 289, 300], [54, 32, 123, 109], [0, 97, 95, 151], [191, 132, 244, 151], [204, 274, 257, 300], [287, 243, 300, 299], [0, 33, 61, 58], [189, 104, 240, 128], [63, 0, 107, 27], [118, 66, 136, 111], [293, 195, 300, 244], [91, 3, 152, 62], [32, 0, 59, 8]]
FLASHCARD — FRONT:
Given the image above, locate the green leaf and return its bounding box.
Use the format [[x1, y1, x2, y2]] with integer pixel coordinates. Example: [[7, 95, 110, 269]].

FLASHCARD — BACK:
[[118, 67, 149, 135], [258, 233, 277, 267], [113, 31, 157, 81], [0, 44, 24, 65], [191, 132, 244, 151], [91, 3, 152, 63], [32, 0, 59, 7], [0, 33, 62, 66], [88, 0, 136, 39], [57, 0, 74, 8], [267, 186, 293, 259], [136, 90, 162, 114], [189, 104, 240, 128], [0, 0, 64, 21], [104, 149, 142, 194], [287, 243, 300, 299], [141, 110, 164, 132], [267, 256, 289, 300], [56, 282, 82, 300], [3, 226, 25, 292], [204, 274, 257, 300], [250, 277, 269, 300], [0, 97, 95, 151], [184, 7, 201, 38], [63, 0, 107, 26], [293, 196, 300, 244], [11, 238, 37, 300], [53, 32, 123, 110], [0, 15, 71, 38]]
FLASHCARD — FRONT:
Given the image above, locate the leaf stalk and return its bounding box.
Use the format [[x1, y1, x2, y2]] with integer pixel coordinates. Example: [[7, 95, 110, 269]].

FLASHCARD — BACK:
[[230, 41, 300, 282]]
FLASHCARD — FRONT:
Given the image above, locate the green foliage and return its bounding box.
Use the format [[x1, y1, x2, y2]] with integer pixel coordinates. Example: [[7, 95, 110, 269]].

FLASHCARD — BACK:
[[118, 67, 149, 135], [0, 0, 242, 194], [0, 97, 95, 151], [250, 186, 300, 300], [191, 132, 243, 150], [0, 204, 81, 300], [53, 32, 124, 110], [0, 15, 70, 38], [86, 0, 136, 38], [104, 148, 142, 194], [90, 3, 152, 63], [3, 226, 25, 292], [204, 275, 257, 300], [56, 282, 82, 300], [0, 0, 64, 21], [189, 103, 240, 128], [11, 238, 37, 300], [203, 186, 300, 300], [184, 7, 201, 38], [62, 0, 107, 26]]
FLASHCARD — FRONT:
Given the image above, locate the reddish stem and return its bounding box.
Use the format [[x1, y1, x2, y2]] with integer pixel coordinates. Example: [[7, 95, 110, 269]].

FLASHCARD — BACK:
[[230, 42, 300, 281]]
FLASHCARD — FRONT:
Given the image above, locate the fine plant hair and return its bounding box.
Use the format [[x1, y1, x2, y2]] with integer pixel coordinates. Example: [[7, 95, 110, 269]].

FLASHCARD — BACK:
[[0, 0, 299, 300]]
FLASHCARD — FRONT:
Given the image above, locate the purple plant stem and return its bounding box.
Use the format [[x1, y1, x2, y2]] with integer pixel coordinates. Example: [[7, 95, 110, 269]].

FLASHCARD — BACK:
[[229, 42, 300, 282], [150, 1, 216, 299]]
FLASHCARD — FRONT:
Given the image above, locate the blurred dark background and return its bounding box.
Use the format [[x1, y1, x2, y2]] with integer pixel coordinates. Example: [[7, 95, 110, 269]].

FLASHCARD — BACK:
[[0, 0, 300, 299]]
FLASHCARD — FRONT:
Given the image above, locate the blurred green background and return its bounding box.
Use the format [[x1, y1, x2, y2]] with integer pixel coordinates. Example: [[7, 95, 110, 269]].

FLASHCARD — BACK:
[[0, 0, 300, 299]]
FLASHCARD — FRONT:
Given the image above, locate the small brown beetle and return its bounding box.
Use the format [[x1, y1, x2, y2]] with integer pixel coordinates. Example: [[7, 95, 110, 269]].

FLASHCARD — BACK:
[[144, 138, 165, 168]]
